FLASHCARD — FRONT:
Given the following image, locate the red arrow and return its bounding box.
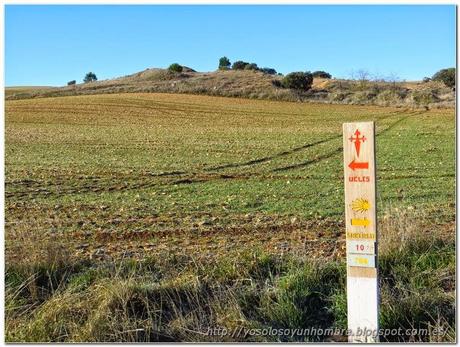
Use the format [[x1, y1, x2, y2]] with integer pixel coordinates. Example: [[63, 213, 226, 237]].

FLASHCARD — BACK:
[[348, 160, 369, 171]]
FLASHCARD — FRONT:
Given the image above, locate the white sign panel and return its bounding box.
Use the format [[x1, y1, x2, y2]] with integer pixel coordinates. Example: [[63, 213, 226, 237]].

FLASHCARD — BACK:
[[347, 240, 375, 255]]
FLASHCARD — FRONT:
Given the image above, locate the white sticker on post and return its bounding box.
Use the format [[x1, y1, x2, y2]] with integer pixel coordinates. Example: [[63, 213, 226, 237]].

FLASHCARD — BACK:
[[347, 254, 376, 268], [347, 240, 375, 255]]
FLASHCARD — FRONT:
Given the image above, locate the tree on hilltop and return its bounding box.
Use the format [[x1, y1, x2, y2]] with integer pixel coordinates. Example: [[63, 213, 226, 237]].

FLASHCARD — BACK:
[[218, 56, 231, 70], [83, 72, 97, 83]]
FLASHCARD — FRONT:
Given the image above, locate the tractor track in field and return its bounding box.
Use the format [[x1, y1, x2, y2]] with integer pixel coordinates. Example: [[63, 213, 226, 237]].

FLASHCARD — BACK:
[[8, 169, 451, 200], [149, 108, 411, 175], [270, 110, 422, 173], [5, 110, 422, 199], [205, 136, 340, 171], [122, 108, 413, 178], [170, 108, 413, 174]]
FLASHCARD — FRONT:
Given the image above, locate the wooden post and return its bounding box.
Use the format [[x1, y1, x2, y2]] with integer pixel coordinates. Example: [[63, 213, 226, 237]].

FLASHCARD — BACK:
[[343, 122, 379, 342]]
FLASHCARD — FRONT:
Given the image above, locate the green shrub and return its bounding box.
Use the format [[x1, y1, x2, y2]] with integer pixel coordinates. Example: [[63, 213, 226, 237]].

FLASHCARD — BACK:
[[67, 80, 76, 86], [282, 72, 313, 91], [432, 68, 455, 88], [218, 56, 231, 70], [168, 63, 183, 73], [232, 61, 249, 70]]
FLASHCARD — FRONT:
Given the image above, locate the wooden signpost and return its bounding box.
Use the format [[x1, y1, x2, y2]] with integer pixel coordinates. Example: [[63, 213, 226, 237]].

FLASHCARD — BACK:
[[343, 122, 379, 343]]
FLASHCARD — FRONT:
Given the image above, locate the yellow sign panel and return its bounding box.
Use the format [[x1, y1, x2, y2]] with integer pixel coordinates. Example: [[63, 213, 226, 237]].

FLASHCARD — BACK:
[[351, 218, 370, 227]]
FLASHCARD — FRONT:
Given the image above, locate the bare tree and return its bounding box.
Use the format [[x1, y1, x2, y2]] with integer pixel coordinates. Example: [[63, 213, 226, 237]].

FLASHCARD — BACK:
[[350, 69, 371, 90]]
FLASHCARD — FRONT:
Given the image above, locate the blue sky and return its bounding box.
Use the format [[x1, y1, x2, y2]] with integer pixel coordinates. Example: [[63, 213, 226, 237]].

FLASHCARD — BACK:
[[5, 5, 456, 86]]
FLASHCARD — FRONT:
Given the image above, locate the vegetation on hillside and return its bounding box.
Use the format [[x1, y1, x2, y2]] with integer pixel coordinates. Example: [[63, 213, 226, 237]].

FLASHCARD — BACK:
[[6, 67, 454, 108], [221, 57, 277, 75], [15, 58, 453, 109], [432, 68, 455, 89]]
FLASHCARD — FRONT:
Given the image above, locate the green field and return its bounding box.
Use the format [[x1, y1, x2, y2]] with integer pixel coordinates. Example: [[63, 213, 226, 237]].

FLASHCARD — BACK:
[[5, 93, 455, 342]]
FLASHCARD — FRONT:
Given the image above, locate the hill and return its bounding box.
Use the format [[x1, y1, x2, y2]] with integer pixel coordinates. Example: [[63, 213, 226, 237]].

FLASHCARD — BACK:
[[5, 68, 455, 108]]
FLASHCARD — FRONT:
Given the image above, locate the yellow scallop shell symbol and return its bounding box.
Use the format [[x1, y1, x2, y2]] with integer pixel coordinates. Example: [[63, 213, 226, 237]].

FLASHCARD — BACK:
[[351, 198, 370, 213]]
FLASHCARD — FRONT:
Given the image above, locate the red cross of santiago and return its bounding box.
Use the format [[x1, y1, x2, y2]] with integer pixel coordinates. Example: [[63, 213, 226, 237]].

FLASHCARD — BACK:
[[349, 129, 366, 157]]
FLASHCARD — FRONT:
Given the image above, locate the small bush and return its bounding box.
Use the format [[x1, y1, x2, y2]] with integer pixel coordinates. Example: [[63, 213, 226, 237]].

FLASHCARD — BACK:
[[312, 71, 332, 79], [168, 63, 183, 73], [282, 72, 313, 91], [422, 77, 431, 83], [67, 80, 76, 86], [432, 68, 455, 88]]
